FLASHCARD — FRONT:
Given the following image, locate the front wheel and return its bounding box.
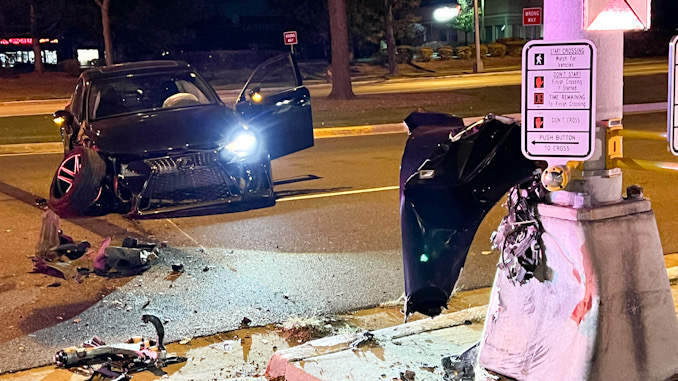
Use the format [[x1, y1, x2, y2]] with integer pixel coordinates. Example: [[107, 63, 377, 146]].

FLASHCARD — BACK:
[[48, 146, 106, 218]]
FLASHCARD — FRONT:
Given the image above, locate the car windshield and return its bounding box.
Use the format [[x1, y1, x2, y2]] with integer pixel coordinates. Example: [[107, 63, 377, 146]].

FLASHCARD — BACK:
[[88, 71, 217, 120]]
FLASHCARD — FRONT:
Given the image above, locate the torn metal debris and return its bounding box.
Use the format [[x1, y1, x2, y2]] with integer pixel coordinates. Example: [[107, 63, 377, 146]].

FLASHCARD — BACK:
[[54, 314, 185, 380], [349, 331, 375, 349], [32, 210, 161, 280], [491, 181, 551, 284], [442, 342, 479, 381]]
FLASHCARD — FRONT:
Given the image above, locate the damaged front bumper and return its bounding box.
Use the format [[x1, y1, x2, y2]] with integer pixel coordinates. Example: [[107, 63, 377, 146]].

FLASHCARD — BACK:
[[118, 149, 274, 217], [400, 112, 539, 318]]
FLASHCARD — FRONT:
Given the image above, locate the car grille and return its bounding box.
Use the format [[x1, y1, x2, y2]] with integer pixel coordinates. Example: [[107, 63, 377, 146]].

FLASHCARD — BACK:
[[140, 151, 236, 209]]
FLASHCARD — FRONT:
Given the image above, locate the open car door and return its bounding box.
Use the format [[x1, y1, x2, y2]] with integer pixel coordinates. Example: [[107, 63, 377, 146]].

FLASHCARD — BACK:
[[235, 54, 313, 160]]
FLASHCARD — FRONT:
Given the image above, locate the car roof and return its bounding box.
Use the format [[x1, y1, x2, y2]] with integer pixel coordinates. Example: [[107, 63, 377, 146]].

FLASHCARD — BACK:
[[82, 60, 194, 81]]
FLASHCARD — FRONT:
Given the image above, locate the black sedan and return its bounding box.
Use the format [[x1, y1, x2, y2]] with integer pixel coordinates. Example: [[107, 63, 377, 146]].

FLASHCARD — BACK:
[[48, 54, 313, 218]]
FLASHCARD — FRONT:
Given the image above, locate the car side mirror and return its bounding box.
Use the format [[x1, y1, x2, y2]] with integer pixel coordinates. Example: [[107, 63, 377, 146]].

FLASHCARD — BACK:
[[53, 110, 74, 127], [248, 86, 263, 103]]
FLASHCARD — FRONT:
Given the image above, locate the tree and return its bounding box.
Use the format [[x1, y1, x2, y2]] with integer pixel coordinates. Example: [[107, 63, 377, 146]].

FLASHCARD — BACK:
[[451, 0, 475, 45], [29, 1, 44, 73], [94, 0, 114, 66], [384, 0, 397, 74], [111, 0, 208, 60], [327, 0, 355, 100], [346, 0, 419, 65]]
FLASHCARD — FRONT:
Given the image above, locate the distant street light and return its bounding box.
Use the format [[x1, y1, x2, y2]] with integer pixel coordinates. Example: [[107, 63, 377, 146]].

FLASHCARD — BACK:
[[433, 6, 460, 23]]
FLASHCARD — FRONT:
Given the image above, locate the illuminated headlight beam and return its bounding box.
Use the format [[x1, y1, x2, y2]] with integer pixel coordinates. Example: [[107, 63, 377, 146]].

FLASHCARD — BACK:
[[225, 130, 257, 157]]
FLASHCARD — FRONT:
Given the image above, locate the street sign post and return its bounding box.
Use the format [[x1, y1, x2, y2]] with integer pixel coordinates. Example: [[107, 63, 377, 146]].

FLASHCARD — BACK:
[[669, 35, 678, 155], [523, 7, 542, 26], [521, 40, 597, 164], [283, 31, 298, 54]]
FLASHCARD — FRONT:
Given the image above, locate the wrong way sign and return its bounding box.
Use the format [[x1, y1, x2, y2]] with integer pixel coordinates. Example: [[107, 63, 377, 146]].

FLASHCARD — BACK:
[[521, 40, 597, 163]]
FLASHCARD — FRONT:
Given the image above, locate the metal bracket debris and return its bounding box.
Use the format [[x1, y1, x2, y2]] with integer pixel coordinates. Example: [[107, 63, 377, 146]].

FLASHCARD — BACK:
[[491, 180, 550, 284], [54, 314, 185, 379], [349, 331, 376, 349]]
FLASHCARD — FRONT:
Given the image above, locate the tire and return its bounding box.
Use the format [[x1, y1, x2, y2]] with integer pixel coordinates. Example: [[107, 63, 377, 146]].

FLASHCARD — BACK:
[[48, 146, 106, 218]]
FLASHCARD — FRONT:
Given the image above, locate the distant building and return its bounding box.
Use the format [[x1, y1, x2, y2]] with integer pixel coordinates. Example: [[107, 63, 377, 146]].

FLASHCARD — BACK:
[[0, 37, 59, 68], [419, 0, 543, 45]]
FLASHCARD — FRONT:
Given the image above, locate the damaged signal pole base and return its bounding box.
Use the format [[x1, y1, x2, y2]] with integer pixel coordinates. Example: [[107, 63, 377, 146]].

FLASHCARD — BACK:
[[477, 1, 678, 380]]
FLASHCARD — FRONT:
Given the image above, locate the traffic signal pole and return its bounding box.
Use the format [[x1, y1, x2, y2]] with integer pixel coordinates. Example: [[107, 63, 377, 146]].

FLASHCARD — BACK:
[[545, 3, 623, 204], [476, 1, 678, 379]]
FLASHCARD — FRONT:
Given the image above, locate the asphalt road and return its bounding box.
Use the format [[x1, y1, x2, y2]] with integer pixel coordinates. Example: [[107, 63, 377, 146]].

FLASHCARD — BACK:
[[0, 60, 667, 117], [1, 111, 677, 373]]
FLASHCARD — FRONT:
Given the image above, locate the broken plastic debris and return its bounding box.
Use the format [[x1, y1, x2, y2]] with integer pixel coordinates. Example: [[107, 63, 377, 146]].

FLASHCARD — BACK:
[[171, 264, 184, 272], [442, 342, 479, 381]]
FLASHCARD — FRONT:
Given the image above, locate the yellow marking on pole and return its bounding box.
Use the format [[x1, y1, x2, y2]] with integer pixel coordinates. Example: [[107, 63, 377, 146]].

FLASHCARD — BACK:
[[615, 129, 667, 141], [612, 158, 678, 175], [277, 186, 399, 202]]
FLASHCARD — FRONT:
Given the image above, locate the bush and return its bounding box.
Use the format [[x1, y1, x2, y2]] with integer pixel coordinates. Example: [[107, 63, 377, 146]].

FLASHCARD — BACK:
[[371, 49, 388, 65], [396, 45, 414, 64], [437, 46, 454, 61], [496, 37, 525, 45], [61, 59, 81, 77], [417, 47, 434, 62], [172, 50, 282, 79], [503, 39, 528, 57], [467, 44, 488, 58], [0, 67, 17, 78], [455, 46, 473, 60], [487, 43, 507, 57]]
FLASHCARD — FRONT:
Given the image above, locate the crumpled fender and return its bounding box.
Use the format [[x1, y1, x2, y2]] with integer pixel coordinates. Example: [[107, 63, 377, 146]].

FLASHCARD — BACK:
[[400, 111, 539, 317]]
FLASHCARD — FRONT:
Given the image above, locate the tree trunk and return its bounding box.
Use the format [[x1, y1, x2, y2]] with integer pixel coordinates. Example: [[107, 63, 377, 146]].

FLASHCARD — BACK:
[[95, 0, 114, 66], [384, 0, 397, 75], [327, 0, 355, 100], [29, 1, 44, 74]]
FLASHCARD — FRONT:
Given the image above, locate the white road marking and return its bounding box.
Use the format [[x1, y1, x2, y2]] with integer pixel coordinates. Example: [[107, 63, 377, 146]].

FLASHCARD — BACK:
[[165, 218, 208, 252], [277, 185, 399, 202]]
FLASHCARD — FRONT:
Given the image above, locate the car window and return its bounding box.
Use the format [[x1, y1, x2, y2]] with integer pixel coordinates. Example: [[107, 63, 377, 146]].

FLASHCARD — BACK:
[[87, 71, 217, 120], [243, 54, 299, 99]]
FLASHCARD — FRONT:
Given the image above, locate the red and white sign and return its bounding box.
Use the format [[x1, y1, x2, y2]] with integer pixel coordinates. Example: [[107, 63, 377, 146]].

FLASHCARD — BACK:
[[523, 7, 542, 26], [283, 31, 298, 45]]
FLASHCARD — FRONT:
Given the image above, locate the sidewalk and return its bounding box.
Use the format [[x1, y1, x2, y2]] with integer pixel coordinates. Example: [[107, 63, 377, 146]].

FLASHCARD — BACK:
[[0, 103, 667, 157], [267, 260, 678, 381]]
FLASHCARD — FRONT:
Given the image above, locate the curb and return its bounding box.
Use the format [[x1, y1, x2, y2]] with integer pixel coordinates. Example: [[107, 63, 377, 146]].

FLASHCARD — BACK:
[[265, 305, 488, 379], [266, 264, 678, 380]]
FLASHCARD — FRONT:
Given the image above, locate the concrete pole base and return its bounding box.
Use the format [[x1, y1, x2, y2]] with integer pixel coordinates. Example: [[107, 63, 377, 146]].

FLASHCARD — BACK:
[[477, 200, 678, 380]]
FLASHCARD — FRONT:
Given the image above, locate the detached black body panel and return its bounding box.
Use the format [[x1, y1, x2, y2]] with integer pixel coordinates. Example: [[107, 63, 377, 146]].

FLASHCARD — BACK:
[[400, 112, 538, 317]]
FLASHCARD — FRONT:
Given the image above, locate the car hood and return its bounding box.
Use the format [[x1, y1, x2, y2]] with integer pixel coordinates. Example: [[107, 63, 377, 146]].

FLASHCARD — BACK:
[[87, 105, 240, 156]]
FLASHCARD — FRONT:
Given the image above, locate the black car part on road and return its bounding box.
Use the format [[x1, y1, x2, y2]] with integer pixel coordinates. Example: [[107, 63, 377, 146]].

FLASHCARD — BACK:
[[48, 146, 106, 218], [400, 112, 540, 318]]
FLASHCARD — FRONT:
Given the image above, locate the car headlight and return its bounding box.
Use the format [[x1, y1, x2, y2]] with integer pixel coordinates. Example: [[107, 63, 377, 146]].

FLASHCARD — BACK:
[[225, 129, 257, 157]]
